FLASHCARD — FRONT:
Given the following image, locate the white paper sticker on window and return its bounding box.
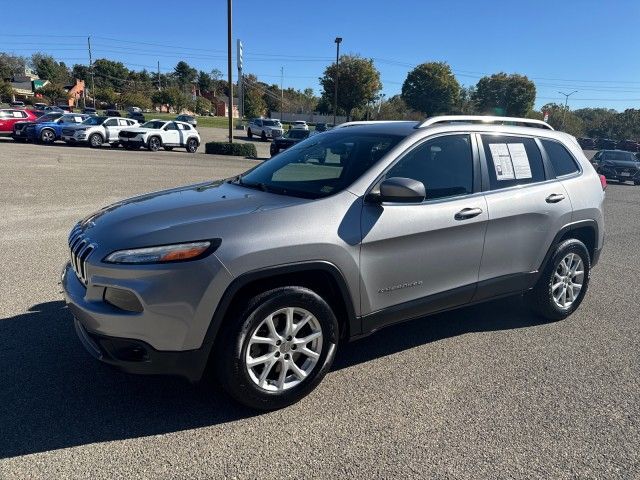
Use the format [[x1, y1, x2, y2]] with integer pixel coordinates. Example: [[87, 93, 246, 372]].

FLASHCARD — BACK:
[[12, 111, 22, 118], [507, 143, 532, 179], [74, 116, 82, 122], [489, 143, 515, 180]]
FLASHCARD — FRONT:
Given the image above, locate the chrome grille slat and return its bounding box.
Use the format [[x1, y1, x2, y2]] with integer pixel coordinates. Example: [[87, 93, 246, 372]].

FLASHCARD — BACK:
[[67, 226, 95, 285]]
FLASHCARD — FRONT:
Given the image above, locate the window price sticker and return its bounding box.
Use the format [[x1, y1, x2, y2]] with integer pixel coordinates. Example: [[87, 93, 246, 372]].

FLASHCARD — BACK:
[[489, 143, 532, 180]]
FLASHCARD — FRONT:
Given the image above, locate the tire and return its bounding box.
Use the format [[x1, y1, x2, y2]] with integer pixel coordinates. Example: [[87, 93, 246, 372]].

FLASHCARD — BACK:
[[215, 286, 339, 410], [261, 130, 267, 142], [147, 136, 161, 151], [528, 239, 591, 321], [40, 129, 55, 144], [634, 180, 640, 186], [247, 128, 253, 139], [270, 147, 278, 157], [89, 133, 103, 148], [185, 137, 198, 153], [164, 146, 174, 151]]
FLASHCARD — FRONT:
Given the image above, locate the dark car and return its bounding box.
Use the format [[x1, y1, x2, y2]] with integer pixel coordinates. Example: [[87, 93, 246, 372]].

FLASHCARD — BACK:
[[269, 128, 310, 157], [82, 107, 97, 115], [176, 114, 197, 127], [596, 138, 617, 150], [315, 123, 328, 133], [577, 137, 596, 150], [105, 109, 121, 117], [616, 139, 640, 152], [128, 111, 146, 123], [592, 149, 640, 185]]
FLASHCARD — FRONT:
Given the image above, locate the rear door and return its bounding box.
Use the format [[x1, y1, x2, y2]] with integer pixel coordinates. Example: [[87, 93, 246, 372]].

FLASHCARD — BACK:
[[475, 134, 573, 300]]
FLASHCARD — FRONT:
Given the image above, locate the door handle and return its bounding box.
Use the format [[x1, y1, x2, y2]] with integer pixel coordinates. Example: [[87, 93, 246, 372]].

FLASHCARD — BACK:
[[546, 193, 565, 203], [454, 207, 483, 220]]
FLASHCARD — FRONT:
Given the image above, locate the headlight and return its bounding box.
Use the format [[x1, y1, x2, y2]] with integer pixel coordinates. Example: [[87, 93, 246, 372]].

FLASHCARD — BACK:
[[103, 241, 216, 264]]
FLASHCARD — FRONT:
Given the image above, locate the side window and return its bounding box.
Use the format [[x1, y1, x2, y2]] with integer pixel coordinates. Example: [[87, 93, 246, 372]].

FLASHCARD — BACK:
[[177, 123, 190, 130], [541, 139, 580, 176], [385, 134, 474, 200], [164, 122, 178, 131], [481, 135, 545, 190], [118, 119, 129, 126], [256, 119, 262, 127], [104, 119, 118, 127]]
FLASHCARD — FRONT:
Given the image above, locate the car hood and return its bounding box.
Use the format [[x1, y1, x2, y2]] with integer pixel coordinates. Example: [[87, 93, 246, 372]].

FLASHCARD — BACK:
[[78, 180, 309, 250], [603, 160, 640, 168]]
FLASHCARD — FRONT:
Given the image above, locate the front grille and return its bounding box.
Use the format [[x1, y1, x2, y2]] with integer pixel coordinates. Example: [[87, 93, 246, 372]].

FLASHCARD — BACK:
[[68, 224, 95, 285], [119, 131, 138, 138]]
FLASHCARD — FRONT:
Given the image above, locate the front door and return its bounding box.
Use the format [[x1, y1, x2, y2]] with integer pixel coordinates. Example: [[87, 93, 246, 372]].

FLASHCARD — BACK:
[[163, 122, 180, 145], [359, 133, 488, 327]]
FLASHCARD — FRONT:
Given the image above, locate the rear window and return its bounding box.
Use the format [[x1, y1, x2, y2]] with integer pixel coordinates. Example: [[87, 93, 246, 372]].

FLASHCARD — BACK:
[[481, 135, 546, 190], [541, 139, 580, 176]]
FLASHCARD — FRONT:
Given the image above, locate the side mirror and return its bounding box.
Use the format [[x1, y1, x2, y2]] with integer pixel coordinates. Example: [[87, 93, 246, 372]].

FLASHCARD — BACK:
[[372, 177, 426, 203]]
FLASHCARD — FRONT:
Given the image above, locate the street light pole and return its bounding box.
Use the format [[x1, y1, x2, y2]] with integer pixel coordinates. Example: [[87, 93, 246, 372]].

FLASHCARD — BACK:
[[558, 90, 577, 130], [227, 0, 233, 143], [333, 37, 342, 126]]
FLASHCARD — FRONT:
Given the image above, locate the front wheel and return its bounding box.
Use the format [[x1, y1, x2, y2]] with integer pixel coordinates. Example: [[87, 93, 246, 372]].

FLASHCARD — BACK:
[[528, 239, 591, 321], [40, 129, 55, 144], [147, 136, 161, 151], [215, 287, 339, 410], [185, 138, 198, 153], [89, 133, 103, 148]]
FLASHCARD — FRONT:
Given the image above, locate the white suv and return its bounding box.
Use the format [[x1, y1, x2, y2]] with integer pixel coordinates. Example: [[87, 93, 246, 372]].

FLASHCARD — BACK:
[[62, 116, 139, 148], [118, 119, 201, 153], [292, 120, 309, 131], [247, 118, 283, 140]]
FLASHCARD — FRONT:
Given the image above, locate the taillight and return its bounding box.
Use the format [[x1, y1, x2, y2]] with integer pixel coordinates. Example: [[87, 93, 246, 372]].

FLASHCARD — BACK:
[[599, 174, 607, 190]]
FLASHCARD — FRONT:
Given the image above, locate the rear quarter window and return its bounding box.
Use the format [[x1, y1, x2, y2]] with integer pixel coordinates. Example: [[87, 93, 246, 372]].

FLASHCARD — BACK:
[[541, 139, 580, 176]]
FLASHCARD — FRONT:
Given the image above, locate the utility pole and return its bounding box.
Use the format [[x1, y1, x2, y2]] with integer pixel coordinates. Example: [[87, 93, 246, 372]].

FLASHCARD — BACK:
[[558, 90, 577, 129], [333, 37, 342, 126], [157, 61, 161, 90], [237, 39, 243, 120], [227, 0, 233, 143], [280, 66, 284, 122], [88, 36, 95, 108]]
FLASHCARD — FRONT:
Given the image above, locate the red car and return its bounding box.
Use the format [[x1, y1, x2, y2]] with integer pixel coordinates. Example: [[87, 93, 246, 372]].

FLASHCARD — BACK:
[[0, 109, 39, 136]]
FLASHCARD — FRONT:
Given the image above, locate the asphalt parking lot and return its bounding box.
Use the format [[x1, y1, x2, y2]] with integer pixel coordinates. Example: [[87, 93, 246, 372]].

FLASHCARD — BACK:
[[0, 139, 638, 479]]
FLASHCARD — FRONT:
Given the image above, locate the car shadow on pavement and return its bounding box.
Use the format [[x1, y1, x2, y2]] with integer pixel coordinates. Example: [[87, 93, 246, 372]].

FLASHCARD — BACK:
[[0, 301, 256, 459], [0, 296, 543, 458], [333, 295, 545, 371]]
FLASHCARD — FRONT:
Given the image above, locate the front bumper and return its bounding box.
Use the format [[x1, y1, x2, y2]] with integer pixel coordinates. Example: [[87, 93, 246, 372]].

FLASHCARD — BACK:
[[61, 256, 232, 381], [118, 137, 145, 147], [62, 135, 86, 143]]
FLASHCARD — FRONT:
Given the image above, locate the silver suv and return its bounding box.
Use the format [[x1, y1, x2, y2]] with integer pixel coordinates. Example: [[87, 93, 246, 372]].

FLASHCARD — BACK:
[[62, 115, 605, 410]]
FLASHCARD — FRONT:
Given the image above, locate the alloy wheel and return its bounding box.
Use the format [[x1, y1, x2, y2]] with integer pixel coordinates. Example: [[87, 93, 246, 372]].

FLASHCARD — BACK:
[[245, 307, 323, 392], [551, 252, 585, 309]]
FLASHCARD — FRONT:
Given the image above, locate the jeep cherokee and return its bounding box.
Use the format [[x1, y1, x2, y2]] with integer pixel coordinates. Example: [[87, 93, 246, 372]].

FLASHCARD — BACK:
[[62, 115, 605, 410]]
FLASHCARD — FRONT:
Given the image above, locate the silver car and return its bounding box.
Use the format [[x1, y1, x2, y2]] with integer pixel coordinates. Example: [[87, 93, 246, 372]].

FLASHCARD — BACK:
[[62, 115, 605, 410]]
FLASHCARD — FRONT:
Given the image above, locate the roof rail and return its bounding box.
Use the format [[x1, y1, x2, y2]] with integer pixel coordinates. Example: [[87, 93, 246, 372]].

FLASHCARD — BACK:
[[416, 115, 554, 131], [333, 120, 414, 129]]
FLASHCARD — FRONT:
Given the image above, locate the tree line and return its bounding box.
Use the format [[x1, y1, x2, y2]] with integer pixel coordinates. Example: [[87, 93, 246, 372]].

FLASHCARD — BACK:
[[1, 51, 638, 140]]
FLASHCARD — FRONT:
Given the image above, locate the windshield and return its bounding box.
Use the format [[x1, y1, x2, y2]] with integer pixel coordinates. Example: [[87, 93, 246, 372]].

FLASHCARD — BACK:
[[603, 151, 638, 162], [234, 132, 403, 199], [142, 121, 166, 129], [82, 116, 107, 126], [286, 129, 309, 139], [263, 120, 278, 127], [36, 113, 63, 123]]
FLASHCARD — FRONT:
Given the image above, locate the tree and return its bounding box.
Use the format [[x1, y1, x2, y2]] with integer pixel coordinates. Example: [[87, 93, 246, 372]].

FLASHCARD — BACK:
[[376, 95, 422, 120], [71, 64, 91, 83], [540, 103, 584, 136], [39, 83, 68, 104], [30, 53, 70, 85], [0, 80, 14, 103], [401, 62, 460, 116], [164, 86, 189, 113], [173, 61, 197, 89], [473, 73, 536, 117], [319, 55, 381, 120], [92, 59, 130, 90], [0, 53, 25, 81], [119, 91, 152, 111], [197, 71, 212, 95], [242, 74, 267, 118], [210, 68, 223, 96], [95, 86, 118, 106], [193, 96, 212, 115], [574, 108, 618, 138]]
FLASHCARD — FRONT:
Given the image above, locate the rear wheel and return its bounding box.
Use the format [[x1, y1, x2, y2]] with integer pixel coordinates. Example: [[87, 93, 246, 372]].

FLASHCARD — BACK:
[[528, 239, 590, 321], [89, 133, 103, 148], [186, 137, 198, 153], [40, 129, 55, 144], [215, 287, 339, 410], [147, 136, 161, 151]]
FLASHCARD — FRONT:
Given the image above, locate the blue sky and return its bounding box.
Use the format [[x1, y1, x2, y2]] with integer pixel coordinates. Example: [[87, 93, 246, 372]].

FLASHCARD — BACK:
[[2, 0, 640, 111]]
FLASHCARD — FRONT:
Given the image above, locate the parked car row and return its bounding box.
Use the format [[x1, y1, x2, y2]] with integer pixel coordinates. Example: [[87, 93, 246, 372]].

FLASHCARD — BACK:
[[578, 137, 640, 152], [2, 108, 200, 153]]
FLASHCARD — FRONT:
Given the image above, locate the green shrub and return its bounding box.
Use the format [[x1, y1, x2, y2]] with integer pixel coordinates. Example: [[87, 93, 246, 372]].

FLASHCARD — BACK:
[[205, 142, 257, 158]]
